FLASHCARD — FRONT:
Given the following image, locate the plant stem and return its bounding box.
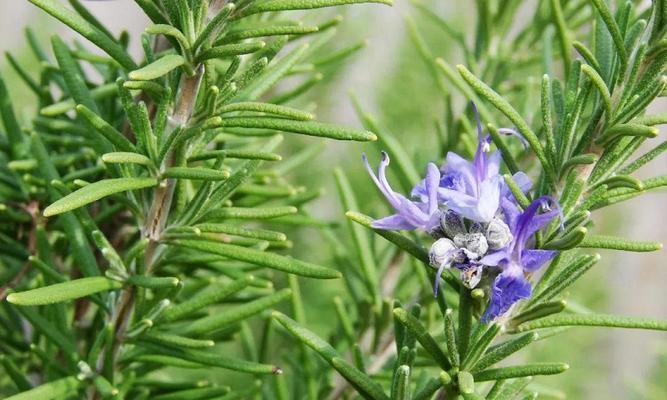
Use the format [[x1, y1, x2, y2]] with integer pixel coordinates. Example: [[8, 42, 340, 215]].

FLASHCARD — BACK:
[[108, 66, 204, 379]]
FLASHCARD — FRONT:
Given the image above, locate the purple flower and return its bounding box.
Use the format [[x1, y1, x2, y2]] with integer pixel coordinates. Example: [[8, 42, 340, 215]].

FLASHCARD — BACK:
[[479, 196, 562, 322], [363, 152, 441, 232], [412, 104, 503, 223]]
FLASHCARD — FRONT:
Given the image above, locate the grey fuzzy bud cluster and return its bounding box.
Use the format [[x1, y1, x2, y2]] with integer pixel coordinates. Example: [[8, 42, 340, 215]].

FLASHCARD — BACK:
[[486, 217, 513, 249], [428, 210, 513, 289]]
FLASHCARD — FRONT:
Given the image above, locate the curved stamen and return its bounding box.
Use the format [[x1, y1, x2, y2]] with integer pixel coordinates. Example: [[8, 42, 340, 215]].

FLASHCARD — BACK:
[[433, 260, 450, 297], [362, 153, 401, 209], [498, 128, 529, 149], [425, 163, 440, 215], [471, 101, 484, 141], [432, 246, 458, 296]]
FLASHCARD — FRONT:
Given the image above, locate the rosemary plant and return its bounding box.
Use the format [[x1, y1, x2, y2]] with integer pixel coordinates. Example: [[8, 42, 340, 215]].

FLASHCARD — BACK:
[[267, 0, 667, 399], [0, 0, 665, 400], [0, 0, 391, 398]]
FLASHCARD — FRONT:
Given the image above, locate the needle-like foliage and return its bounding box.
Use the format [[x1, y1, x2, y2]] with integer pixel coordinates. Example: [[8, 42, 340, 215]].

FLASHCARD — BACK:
[[0, 1, 665, 399], [0, 0, 390, 398]]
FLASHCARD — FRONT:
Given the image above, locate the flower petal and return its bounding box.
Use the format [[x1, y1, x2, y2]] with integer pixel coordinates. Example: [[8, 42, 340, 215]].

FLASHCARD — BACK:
[[521, 249, 558, 272], [363, 152, 408, 211], [443, 152, 475, 192], [485, 151, 502, 179], [476, 176, 501, 221], [482, 269, 532, 322], [478, 250, 509, 267], [513, 196, 560, 254], [371, 214, 416, 230], [425, 163, 441, 215], [511, 171, 532, 193]]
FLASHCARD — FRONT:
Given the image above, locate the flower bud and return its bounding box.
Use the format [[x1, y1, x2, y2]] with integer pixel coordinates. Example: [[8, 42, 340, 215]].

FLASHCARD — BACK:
[[440, 209, 466, 238], [469, 222, 485, 234], [486, 217, 513, 249], [453, 233, 488, 259], [429, 238, 461, 268]]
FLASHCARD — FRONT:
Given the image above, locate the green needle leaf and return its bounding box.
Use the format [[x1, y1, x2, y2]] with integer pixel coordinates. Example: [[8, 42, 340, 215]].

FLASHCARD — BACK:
[[589, 0, 628, 74], [461, 323, 501, 371], [596, 123, 658, 146], [127, 275, 179, 289], [210, 117, 377, 141], [141, 331, 215, 349], [151, 386, 230, 400], [444, 309, 460, 367], [76, 104, 137, 152], [509, 301, 567, 328], [183, 289, 292, 336], [0, 73, 23, 157], [580, 64, 612, 118], [4, 376, 83, 400], [52, 37, 102, 136], [486, 377, 532, 400], [235, 43, 309, 101], [170, 239, 341, 279], [219, 102, 314, 121], [272, 312, 389, 400], [189, 149, 281, 162], [239, 0, 393, 17], [578, 235, 663, 252], [595, 175, 644, 191], [102, 152, 153, 166], [472, 332, 539, 373], [393, 308, 451, 370], [473, 363, 569, 381], [350, 94, 421, 187], [457, 64, 554, 184], [345, 211, 427, 263], [129, 54, 185, 80], [43, 177, 158, 217], [573, 40, 601, 72], [515, 313, 667, 332], [457, 371, 475, 395], [530, 254, 600, 305], [145, 24, 190, 55], [160, 277, 253, 322], [619, 140, 667, 175], [543, 227, 587, 250], [194, 224, 286, 241], [27, 0, 136, 70], [221, 25, 318, 43], [549, 0, 572, 76], [0, 355, 32, 391], [335, 170, 379, 303], [137, 342, 281, 374], [197, 42, 267, 62], [391, 365, 411, 400], [207, 206, 297, 220], [7, 277, 123, 306], [163, 167, 231, 181], [41, 82, 117, 117]]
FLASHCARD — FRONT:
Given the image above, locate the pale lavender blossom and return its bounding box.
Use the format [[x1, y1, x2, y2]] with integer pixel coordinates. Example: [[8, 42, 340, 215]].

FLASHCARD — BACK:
[[362, 152, 441, 232], [412, 104, 503, 223]]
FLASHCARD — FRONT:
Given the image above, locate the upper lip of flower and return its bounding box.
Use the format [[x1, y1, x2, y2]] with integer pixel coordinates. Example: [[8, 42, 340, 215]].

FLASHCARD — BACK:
[[362, 152, 441, 231]]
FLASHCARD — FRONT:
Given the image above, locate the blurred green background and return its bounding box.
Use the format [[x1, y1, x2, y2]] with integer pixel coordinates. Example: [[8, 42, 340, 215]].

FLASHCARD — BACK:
[[1, 1, 665, 398]]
